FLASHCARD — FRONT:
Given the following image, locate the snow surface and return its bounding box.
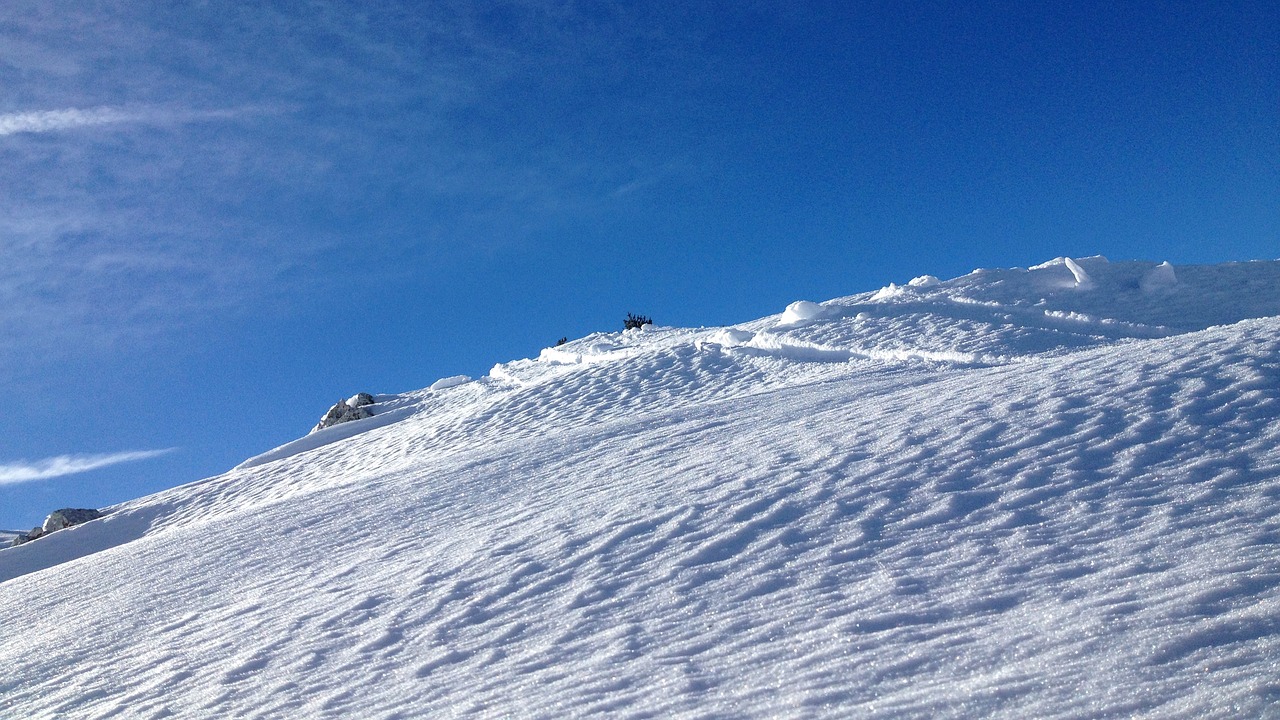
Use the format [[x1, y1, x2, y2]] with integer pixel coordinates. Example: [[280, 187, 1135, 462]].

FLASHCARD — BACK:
[[3, 258, 1280, 718], [429, 375, 472, 392], [778, 300, 827, 326], [1141, 261, 1179, 294]]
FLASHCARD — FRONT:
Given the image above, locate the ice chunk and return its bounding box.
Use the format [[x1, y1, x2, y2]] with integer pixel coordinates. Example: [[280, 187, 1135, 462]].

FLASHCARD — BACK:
[[1063, 257, 1092, 288]]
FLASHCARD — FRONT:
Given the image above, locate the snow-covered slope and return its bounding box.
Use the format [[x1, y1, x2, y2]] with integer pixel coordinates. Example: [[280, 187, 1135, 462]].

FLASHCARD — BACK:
[[3, 257, 1280, 718]]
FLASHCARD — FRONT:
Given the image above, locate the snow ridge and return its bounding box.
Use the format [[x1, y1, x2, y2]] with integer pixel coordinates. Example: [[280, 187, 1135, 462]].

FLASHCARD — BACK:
[[2, 258, 1279, 718]]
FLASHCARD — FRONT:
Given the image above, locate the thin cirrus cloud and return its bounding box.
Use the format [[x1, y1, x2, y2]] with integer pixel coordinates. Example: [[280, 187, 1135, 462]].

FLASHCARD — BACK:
[[0, 449, 177, 486], [0, 105, 257, 137], [0, 106, 137, 136]]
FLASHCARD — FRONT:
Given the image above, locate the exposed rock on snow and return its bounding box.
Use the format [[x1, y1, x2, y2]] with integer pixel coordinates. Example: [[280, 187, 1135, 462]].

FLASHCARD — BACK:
[[10, 508, 103, 546], [312, 393, 377, 433], [10, 527, 42, 546], [42, 508, 103, 533]]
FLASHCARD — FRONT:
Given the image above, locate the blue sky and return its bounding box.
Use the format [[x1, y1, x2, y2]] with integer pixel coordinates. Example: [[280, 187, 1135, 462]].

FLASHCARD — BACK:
[[1, 1, 1276, 531]]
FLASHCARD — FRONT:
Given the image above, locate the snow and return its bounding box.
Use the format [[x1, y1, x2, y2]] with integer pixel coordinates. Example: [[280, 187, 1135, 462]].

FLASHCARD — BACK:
[[702, 328, 755, 348], [429, 375, 471, 391], [1063, 256, 1093, 288], [2, 258, 1280, 718], [237, 393, 413, 470], [870, 282, 906, 300], [1141, 261, 1179, 293], [778, 299, 827, 326]]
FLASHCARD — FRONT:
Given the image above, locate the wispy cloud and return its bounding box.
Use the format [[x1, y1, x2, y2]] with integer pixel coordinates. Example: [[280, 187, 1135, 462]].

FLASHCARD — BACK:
[[0, 105, 260, 137], [0, 106, 137, 136], [0, 449, 177, 486], [0, 2, 699, 389]]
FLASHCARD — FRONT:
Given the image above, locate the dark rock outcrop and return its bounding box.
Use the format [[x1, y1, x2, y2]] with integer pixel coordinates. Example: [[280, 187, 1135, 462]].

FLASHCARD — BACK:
[[312, 393, 377, 433], [9, 508, 103, 547], [11, 527, 43, 546], [42, 508, 103, 533]]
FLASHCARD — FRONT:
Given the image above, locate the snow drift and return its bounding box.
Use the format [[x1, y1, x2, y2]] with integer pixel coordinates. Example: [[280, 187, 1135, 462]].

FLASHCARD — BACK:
[[2, 257, 1279, 718]]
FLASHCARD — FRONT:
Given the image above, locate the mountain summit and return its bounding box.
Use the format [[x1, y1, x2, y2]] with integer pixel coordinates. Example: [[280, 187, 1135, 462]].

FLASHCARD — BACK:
[[3, 257, 1279, 718]]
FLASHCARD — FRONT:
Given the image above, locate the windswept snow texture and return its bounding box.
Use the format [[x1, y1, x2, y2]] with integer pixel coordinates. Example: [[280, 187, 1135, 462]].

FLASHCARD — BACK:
[[3, 258, 1280, 718]]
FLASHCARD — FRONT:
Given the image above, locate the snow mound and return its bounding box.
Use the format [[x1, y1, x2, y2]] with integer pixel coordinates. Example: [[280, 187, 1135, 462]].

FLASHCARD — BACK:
[[705, 328, 755, 347], [778, 300, 827, 325], [1141, 261, 1178, 293], [429, 375, 471, 391], [870, 282, 907, 300]]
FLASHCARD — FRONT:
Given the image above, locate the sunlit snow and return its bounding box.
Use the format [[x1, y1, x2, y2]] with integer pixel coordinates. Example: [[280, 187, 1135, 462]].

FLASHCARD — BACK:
[[2, 257, 1279, 718]]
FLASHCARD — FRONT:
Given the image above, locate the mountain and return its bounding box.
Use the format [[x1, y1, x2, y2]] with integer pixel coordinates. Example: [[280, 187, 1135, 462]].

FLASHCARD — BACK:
[[3, 257, 1279, 718]]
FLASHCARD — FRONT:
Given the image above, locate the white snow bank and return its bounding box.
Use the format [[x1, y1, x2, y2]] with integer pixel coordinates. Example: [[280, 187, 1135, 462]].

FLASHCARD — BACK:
[[6, 259, 1280, 719], [239, 395, 411, 470], [908, 275, 941, 287], [711, 331, 999, 367], [870, 283, 906, 300], [429, 375, 471, 391], [8, 310, 1279, 717], [0, 505, 169, 584], [537, 342, 634, 367], [705, 328, 755, 347], [537, 347, 580, 365], [1029, 255, 1110, 270]]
